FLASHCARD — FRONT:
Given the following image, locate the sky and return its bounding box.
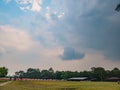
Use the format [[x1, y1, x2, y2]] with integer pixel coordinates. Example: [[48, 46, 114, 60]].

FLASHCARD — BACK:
[[0, 0, 120, 75]]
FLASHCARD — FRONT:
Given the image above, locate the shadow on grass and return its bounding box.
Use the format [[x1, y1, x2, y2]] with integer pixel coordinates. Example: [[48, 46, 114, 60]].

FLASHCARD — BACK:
[[59, 88, 77, 90]]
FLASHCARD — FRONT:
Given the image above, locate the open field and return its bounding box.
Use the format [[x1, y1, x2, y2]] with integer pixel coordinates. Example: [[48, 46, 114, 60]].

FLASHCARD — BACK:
[[0, 80, 120, 90], [0, 80, 9, 84]]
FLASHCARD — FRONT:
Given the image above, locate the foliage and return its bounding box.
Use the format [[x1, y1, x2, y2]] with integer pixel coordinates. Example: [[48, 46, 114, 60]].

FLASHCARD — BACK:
[[0, 67, 8, 77], [91, 67, 107, 81], [14, 67, 120, 81]]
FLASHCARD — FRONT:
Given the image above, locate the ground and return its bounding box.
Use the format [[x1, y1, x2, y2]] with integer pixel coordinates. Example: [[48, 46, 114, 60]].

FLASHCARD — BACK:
[[0, 80, 120, 90], [0, 80, 9, 84]]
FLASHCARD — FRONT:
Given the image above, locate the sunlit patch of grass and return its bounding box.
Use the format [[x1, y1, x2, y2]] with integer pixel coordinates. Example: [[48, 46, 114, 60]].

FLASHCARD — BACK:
[[0, 80, 120, 90]]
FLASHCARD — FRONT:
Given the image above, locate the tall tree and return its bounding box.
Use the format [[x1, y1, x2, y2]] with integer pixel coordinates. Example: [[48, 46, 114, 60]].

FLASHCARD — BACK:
[[41, 70, 50, 79], [91, 67, 106, 81], [48, 67, 54, 79], [15, 70, 25, 78], [0, 67, 8, 77], [54, 71, 62, 80], [61, 71, 69, 80], [25, 68, 41, 79], [111, 68, 120, 77]]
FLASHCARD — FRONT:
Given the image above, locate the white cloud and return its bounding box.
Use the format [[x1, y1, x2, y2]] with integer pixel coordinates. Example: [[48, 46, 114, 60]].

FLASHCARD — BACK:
[[0, 25, 35, 52], [20, 6, 31, 11], [46, 6, 50, 12], [58, 12, 65, 18], [45, 13, 51, 20], [16, 0, 42, 12], [45, 7, 51, 20], [31, 0, 42, 12]]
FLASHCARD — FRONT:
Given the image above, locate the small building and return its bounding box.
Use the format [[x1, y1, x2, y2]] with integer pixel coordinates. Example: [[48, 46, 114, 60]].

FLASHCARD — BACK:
[[68, 77, 89, 81], [106, 77, 120, 82]]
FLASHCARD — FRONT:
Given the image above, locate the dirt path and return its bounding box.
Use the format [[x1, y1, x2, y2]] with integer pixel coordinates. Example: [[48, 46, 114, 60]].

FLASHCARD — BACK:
[[0, 81, 12, 86]]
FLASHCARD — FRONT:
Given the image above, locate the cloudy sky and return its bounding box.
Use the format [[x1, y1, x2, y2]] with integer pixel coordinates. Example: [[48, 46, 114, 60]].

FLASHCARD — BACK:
[[0, 0, 120, 75]]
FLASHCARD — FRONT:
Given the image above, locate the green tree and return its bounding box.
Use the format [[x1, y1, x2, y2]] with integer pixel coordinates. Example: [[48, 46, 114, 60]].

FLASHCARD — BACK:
[[0, 67, 8, 77], [25, 68, 41, 79], [41, 70, 50, 79], [55, 71, 62, 80], [15, 70, 25, 79], [91, 67, 106, 81], [61, 71, 69, 80], [111, 68, 120, 77], [48, 67, 54, 79]]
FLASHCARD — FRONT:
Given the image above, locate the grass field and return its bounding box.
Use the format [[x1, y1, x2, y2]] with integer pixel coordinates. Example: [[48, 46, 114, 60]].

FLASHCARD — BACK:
[[0, 80, 120, 90], [0, 80, 9, 84]]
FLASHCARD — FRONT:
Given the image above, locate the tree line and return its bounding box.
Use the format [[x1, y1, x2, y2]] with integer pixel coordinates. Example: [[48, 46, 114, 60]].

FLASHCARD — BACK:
[[14, 67, 120, 81], [0, 67, 120, 81]]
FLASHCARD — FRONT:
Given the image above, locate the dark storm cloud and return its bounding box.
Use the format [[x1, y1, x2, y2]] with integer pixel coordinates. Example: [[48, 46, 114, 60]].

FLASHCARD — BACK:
[[53, 0, 120, 61], [4, 0, 120, 61], [60, 47, 85, 60]]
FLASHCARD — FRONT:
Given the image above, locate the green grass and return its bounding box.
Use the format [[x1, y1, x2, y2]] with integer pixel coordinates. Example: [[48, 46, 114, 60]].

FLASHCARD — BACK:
[[0, 80, 8, 84], [0, 80, 120, 90]]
